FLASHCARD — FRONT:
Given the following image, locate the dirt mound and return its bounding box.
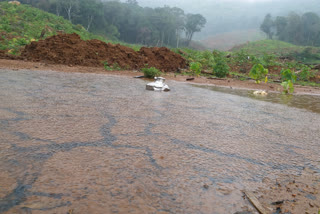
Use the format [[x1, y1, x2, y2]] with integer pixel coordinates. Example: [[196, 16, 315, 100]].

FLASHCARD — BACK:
[[138, 47, 187, 72], [21, 33, 187, 72], [0, 50, 22, 60]]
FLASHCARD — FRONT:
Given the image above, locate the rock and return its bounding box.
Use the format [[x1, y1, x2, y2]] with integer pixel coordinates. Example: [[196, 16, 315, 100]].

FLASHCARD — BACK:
[[146, 77, 170, 92], [253, 90, 268, 96]]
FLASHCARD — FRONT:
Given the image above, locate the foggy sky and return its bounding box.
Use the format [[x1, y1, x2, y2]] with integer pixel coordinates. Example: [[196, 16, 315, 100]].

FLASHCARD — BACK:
[[133, 0, 319, 40]]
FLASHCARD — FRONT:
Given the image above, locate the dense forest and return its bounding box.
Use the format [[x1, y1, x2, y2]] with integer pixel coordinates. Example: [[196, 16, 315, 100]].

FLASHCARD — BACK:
[[0, 0, 206, 47], [261, 12, 320, 47]]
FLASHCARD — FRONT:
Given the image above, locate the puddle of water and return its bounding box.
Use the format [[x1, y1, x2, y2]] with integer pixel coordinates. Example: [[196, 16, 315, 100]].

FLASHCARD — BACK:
[[194, 84, 320, 114], [0, 69, 320, 213]]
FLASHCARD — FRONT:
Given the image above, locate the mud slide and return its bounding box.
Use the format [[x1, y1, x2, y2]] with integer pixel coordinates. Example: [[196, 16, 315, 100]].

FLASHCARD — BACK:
[[19, 33, 187, 72]]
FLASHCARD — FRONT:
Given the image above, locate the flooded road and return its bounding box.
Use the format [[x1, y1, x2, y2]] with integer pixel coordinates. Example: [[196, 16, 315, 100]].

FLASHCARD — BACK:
[[0, 69, 320, 214]]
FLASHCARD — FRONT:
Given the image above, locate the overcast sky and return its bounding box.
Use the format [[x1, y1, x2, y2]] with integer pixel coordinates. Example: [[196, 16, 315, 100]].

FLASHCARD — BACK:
[[137, 0, 275, 7]]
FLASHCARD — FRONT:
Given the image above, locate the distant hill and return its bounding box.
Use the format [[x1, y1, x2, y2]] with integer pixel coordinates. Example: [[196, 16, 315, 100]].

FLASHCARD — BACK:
[[230, 40, 320, 64], [0, 2, 110, 54], [200, 29, 266, 51]]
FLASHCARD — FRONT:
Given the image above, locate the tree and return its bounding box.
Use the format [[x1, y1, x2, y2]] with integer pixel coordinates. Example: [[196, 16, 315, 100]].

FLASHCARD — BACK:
[[260, 13, 274, 39], [274, 16, 287, 40], [185, 14, 206, 45], [301, 12, 320, 46], [60, 0, 79, 23], [285, 12, 302, 44]]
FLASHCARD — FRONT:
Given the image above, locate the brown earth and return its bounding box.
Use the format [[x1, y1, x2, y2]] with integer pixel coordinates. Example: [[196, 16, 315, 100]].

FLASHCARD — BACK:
[[251, 168, 320, 214], [16, 33, 187, 72]]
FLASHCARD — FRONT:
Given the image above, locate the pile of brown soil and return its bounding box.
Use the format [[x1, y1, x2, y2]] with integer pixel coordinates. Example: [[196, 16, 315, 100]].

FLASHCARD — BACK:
[[20, 33, 187, 72], [0, 50, 21, 60]]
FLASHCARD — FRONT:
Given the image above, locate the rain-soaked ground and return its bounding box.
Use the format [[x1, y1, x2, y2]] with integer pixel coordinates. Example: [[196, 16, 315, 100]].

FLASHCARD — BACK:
[[0, 69, 319, 214]]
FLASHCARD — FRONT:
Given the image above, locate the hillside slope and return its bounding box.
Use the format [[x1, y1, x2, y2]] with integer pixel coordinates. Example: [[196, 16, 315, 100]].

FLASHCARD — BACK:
[[230, 40, 320, 64], [0, 2, 109, 54], [201, 29, 266, 51]]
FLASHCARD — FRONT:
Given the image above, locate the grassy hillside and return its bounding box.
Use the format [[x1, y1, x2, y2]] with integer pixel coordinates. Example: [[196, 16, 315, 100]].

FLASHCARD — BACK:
[[0, 2, 120, 54], [230, 40, 320, 64], [201, 29, 266, 51]]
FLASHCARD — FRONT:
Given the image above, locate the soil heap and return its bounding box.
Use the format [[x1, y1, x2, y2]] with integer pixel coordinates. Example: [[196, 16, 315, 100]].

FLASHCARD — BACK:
[[20, 33, 187, 72]]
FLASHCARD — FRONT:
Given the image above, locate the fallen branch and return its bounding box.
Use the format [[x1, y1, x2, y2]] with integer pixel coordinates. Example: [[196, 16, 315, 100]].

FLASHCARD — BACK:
[[244, 191, 268, 214]]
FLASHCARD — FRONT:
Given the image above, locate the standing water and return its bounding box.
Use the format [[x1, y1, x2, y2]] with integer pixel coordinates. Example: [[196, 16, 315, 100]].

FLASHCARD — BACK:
[[0, 69, 319, 213]]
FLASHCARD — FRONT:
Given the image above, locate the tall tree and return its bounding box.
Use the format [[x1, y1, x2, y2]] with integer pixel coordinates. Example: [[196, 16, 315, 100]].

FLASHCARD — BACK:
[[260, 13, 274, 39], [301, 12, 320, 46], [185, 14, 206, 45]]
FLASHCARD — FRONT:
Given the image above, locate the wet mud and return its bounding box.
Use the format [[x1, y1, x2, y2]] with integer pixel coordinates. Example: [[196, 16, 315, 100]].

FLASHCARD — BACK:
[[0, 69, 320, 213], [18, 33, 187, 72]]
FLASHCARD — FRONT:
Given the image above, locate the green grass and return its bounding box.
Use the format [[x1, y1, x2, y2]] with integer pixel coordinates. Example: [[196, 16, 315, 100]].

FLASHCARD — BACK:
[[230, 40, 320, 64], [0, 2, 141, 54], [296, 81, 320, 87]]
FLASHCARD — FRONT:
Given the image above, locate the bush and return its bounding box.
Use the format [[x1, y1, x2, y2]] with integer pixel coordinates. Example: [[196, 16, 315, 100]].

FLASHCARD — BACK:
[[298, 66, 315, 81], [212, 50, 230, 78], [190, 62, 202, 76], [281, 80, 294, 94], [280, 69, 297, 94], [142, 67, 161, 78], [249, 64, 268, 83], [233, 50, 251, 66], [214, 60, 230, 78], [280, 68, 297, 83]]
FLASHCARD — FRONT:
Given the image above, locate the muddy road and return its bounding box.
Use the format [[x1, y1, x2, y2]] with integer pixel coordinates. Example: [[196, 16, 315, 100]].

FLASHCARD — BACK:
[[0, 69, 320, 213]]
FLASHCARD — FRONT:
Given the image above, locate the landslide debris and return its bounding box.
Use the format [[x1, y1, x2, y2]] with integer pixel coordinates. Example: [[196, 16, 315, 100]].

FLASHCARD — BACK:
[[19, 33, 186, 72]]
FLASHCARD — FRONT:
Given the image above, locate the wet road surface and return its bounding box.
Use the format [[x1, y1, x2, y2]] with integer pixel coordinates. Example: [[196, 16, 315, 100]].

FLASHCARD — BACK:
[[0, 69, 320, 213]]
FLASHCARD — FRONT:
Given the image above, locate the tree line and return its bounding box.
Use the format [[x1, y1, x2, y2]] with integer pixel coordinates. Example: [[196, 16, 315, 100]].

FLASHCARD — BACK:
[[261, 12, 320, 47], [2, 0, 206, 47]]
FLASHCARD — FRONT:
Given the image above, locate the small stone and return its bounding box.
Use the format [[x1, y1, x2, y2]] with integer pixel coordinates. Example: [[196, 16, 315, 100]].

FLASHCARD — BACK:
[[309, 202, 314, 207], [203, 184, 209, 189]]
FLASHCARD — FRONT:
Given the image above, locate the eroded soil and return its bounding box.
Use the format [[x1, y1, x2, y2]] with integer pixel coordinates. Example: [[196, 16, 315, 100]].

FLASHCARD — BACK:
[[2, 33, 186, 72]]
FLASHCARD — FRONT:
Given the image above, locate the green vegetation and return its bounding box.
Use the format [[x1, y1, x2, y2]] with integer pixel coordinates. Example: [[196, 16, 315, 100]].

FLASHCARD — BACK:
[[0, 2, 110, 53], [280, 69, 297, 83], [261, 12, 320, 47], [231, 40, 320, 64], [249, 64, 268, 83], [190, 62, 202, 77], [103, 61, 123, 71], [212, 51, 230, 78], [142, 67, 162, 79], [280, 69, 297, 94], [12, 0, 206, 48], [281, 80, 294, 94], [298, 66, 316, 81]]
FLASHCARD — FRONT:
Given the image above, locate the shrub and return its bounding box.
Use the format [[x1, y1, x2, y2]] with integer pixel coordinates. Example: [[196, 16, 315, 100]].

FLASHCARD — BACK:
[[142, 67, 161, 78], [190, 62, 202, 76], [298, 66, 315, 81], [281, 80, 294, 94], [249, 64, 268, 83], [212, 50, 230, 78], [214, 59, 230, 78], [280, 69, 297, 83], [280, 69, 297, 94], [233, 50, 251, 66]]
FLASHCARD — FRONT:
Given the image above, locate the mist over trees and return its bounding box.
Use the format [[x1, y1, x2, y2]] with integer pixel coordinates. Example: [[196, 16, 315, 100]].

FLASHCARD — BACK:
[[261, 12, 320, 47], [136, 0, 320, 40], [2, 0, 206, 47]]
